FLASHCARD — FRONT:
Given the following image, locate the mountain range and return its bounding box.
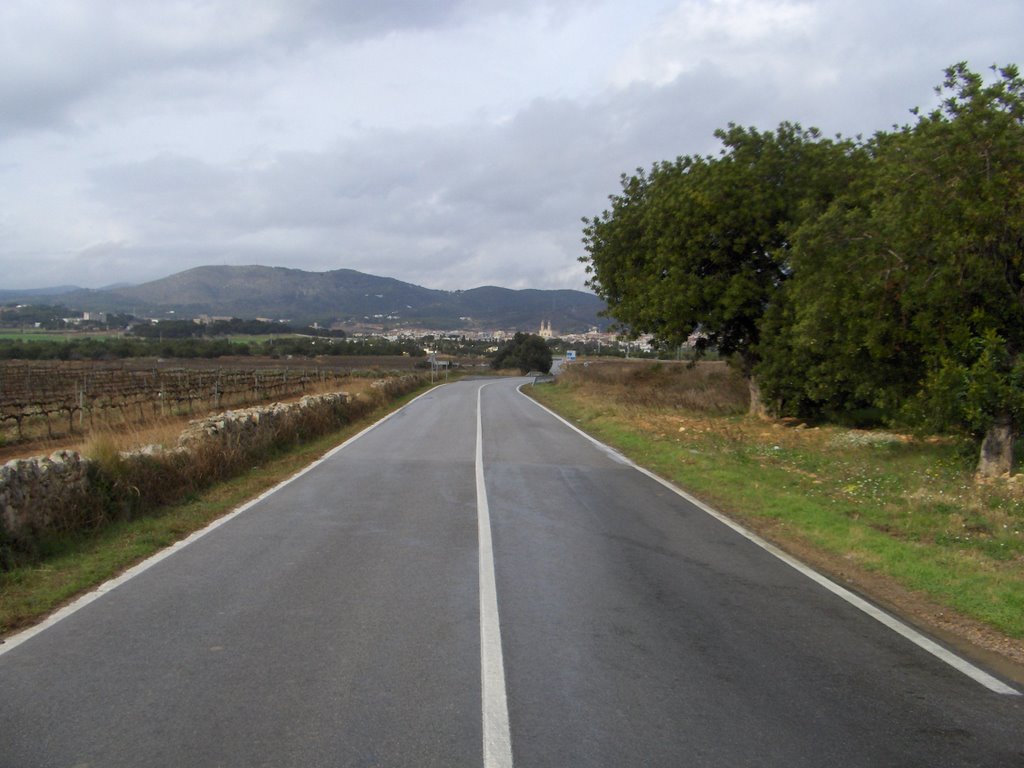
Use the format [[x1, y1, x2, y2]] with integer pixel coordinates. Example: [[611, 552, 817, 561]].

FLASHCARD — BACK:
[[1, 266, 610, 333]]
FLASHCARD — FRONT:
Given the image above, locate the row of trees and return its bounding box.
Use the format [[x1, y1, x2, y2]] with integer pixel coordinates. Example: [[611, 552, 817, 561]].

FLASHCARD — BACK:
[[582, 64, 1024, 476]]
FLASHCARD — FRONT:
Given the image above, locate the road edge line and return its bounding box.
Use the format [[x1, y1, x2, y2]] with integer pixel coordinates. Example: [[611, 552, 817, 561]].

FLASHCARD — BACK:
[[0, 384, 441, 657], [518, 385, 1020, 697]]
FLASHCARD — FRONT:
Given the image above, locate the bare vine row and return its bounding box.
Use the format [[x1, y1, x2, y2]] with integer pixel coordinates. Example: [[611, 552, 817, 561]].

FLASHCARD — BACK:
[[0, 362, 351, 440]]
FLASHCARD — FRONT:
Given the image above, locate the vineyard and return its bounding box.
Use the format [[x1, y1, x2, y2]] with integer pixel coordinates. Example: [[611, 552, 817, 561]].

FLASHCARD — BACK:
[[0, 359, 366, 446]]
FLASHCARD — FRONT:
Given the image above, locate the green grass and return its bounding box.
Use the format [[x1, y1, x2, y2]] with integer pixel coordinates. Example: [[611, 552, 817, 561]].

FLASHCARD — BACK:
[[221, 333, 303, 344], [0, 330, 119, 341], [0, 384, 432, 636], [530, 372, 1024, 640]]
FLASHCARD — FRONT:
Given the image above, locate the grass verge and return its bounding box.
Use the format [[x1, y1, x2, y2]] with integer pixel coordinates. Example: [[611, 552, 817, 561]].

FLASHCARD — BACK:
[[528, 360, 1024, 674], [0, 383, 432, 637]]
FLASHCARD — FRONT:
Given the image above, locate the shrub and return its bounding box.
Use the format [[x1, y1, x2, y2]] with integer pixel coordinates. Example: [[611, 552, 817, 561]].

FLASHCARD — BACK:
[[491, 333, 552, 374]]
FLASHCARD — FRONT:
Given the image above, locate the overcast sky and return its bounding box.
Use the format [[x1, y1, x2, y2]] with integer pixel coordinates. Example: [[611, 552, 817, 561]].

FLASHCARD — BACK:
[[0, 0, 1020, 293]]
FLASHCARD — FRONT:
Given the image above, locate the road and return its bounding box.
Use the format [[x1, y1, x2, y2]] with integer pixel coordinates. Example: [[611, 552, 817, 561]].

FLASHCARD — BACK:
[[1, 378, 1021, 767]]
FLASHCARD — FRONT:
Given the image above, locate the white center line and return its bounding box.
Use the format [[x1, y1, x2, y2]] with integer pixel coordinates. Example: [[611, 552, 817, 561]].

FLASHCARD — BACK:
[[476, 383, 514, 767]]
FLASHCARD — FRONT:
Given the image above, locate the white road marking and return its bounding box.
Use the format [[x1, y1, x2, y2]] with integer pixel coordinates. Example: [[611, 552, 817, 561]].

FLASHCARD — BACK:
[[477, 383, 515, 768], [520, 386, 1020, 697], [0, 386, 439, 657]]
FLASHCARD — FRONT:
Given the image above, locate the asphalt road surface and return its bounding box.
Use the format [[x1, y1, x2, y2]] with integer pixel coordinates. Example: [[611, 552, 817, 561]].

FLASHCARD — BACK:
[[1, 378, 1021, 767]]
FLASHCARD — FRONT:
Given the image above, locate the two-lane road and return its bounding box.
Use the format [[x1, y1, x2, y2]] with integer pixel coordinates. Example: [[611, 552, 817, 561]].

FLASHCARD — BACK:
[[1, 378, 1021, 766]]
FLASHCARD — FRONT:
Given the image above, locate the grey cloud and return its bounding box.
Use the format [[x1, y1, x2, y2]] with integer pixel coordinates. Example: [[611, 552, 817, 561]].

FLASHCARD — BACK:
[[4, 0, 1022, 293], [80, 55, 934, 292], [290, 0, 588, 39], [290, 0, 464, 38], [0, 0, 577, 141]]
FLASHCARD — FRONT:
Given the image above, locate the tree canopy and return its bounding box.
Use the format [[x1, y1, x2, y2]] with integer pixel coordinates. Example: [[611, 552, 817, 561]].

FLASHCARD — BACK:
[[491, 333, 552, 374], [581, 122, 865, 414], [582, 63, 1024, 476]]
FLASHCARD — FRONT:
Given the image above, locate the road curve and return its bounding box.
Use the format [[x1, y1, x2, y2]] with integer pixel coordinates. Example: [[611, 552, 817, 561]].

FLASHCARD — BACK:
[[0, 377, 1021, 767]]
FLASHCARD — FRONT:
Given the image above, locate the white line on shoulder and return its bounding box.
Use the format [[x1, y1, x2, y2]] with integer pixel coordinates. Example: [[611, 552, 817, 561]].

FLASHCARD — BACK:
[[518, 385, 1020, 697], [0, 385, 441, 656]]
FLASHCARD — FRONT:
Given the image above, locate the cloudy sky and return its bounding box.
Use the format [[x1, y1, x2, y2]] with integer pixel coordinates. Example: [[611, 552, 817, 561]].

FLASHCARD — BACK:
[[0, 1, 1020, 293]]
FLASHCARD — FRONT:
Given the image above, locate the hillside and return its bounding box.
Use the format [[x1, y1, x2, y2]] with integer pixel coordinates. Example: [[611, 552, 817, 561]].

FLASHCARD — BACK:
[[41, 266, 609, 332]]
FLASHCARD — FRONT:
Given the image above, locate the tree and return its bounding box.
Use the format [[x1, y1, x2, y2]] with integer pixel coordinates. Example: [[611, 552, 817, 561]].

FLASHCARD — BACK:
[[582, 123, 861, 415], [755, 152, 924, 424], [886, 64, 1024, 475], [769, 63, 1024, 476], [491, 333, 552, 374]]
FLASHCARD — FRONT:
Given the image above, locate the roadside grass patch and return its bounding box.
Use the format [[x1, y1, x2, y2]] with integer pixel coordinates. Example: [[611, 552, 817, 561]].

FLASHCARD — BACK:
[[530, 361, 1024, 642]]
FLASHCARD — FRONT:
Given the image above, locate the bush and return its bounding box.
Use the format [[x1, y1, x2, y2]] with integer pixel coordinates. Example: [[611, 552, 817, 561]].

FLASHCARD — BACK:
[[491, 333, 552, 374]]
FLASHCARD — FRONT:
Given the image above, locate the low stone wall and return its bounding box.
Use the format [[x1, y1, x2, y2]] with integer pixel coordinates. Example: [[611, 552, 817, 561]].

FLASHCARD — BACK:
[[176, 393, 353, 450], [0, 451, 92, 545], [0, 376, 427, 558]]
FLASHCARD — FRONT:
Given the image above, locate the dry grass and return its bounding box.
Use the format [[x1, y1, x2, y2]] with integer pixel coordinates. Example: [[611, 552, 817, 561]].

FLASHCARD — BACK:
[[73, 419, 190, 459], [560, 359, 749, 414]]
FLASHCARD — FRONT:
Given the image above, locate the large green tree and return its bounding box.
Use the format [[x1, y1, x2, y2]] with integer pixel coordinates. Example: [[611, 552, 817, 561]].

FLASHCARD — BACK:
[[888, 64, 1024, 477], [582, 123, 861, 414], [754, 145, 923, 423], [769, 64, 1024, 476]]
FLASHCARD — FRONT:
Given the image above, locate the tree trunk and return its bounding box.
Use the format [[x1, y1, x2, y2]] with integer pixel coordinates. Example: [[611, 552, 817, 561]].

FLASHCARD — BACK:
[[977, 413, 1014, 479], [747, 374, 768, 419], [737, 351, 769, 419]]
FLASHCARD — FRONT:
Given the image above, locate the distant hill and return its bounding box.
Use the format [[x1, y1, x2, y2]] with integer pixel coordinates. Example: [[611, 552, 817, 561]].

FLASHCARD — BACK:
[[0, 286, 81, 302], [33, 266, 609, 332]]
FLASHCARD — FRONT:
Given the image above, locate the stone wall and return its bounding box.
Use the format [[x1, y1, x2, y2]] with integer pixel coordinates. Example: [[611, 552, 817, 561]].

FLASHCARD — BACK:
[[0, 451, 92, 546], [176, 393, 353, 450], [0, 377, 426, 556]]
